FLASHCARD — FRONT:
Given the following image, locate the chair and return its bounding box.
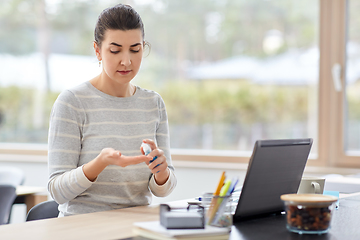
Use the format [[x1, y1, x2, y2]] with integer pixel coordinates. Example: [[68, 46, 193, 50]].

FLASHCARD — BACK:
[[26, 200, 59, 221], [0, 185, 17, 225], [0, 166, 25, 224], [0, 166, 25, 186]]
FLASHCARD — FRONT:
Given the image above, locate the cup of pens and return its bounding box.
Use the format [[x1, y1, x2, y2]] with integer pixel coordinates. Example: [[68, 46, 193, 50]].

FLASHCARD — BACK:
[[202, 171, 238, 229], [204, 194, 233, 228]]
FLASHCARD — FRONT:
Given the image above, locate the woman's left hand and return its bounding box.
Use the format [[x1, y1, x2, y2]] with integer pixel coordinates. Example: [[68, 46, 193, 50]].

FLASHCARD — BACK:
[[141, 139, 170, 185]]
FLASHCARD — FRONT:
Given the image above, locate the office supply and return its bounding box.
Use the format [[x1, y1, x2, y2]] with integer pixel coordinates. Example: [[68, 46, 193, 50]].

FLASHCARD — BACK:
[[160, 204, 204, 229], [207, 179, 232, 224], [133, 220, 230, 240], [215, 171, 226, 195], [228, 177, 239, 195], [206, 171, 225, 224], [233, 138, 313, 221], [210, 195, 233, 228]]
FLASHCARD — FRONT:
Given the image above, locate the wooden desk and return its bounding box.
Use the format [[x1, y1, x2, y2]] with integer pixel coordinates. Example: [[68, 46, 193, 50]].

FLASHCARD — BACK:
[[15, 186, 48, 213], [0, 205, 159, 240], [1, 195, 360, 240]]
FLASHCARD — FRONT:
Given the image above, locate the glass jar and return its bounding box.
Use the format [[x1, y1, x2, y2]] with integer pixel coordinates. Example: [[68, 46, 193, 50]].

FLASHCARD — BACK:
[[281, 194, 338, 234]]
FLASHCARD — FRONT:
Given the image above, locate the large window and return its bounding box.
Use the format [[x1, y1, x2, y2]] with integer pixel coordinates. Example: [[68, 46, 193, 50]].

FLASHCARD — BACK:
[[0, 0, 358, 168]]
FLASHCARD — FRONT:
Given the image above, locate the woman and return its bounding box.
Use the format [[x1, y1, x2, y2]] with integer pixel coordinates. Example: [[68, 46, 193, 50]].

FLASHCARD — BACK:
[[47, 4, 177, 217]]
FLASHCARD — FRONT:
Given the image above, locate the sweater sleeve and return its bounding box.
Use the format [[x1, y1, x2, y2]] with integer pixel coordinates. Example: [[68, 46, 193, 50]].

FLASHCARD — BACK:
[[48, 166, 94, 204], [149, 169, 177, 197], [148, 95, 177, 197], [47, 90, 93, 204]]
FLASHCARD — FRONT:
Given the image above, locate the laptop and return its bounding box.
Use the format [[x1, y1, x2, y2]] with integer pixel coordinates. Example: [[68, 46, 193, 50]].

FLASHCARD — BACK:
[[233, 138, 313, 222]]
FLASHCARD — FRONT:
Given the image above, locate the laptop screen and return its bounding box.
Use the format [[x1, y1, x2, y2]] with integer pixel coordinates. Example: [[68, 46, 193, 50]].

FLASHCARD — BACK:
[[233, 138, 313, 222]]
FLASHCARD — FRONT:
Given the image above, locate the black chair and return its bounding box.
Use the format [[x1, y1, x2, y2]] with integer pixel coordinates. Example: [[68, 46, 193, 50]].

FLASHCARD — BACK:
[[26, 200, 59, 221], [0, 167, 25, 224], [0, 185, 17, 225]]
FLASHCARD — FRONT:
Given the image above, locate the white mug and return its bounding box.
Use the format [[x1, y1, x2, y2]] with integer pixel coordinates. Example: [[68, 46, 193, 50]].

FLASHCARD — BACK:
[[297, 177, 325, 194]]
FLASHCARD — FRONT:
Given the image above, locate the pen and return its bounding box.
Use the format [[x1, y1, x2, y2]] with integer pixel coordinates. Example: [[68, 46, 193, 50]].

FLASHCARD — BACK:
[[206, 171, 226, 224], [214, 171, 226, 196], [228, 177, 239, 195]]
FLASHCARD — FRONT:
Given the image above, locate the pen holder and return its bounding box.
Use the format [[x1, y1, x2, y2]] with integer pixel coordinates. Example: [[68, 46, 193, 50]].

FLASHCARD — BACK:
[[203, 194, 232, 228]]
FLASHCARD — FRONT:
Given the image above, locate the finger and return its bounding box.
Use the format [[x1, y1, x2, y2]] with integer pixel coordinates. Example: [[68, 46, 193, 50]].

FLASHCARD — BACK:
[[147, 147, 163, 164], [140, 146, 145, 155], [151, 162, 167, 174], [142, 139, 157, 150], [147, 148, 163, 160], [120, 155, 151, 165], [148, 155, 167, 171]]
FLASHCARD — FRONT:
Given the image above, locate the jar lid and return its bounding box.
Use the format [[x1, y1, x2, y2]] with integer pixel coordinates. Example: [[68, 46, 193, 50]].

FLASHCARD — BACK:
[[281, 194, 338, 203]]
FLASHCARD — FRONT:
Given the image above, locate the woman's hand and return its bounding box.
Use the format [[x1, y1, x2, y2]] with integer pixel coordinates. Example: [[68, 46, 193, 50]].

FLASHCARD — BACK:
[[98, 148, 150, 167], [141, 139, 170, 185], [83, 148, 151, 182]]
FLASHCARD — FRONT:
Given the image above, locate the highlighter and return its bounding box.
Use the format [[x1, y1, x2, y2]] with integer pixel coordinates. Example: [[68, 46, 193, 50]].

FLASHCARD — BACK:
[[219, 179, 232, 197]]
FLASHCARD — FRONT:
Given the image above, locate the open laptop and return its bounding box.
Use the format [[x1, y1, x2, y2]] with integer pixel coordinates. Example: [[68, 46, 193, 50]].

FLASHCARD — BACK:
[[233, 138, 313, 222]]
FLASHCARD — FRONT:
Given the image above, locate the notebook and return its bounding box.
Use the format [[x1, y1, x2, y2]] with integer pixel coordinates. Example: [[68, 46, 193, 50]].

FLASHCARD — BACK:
[[133, 221, 230, 240], [233, 138, 313, 222]]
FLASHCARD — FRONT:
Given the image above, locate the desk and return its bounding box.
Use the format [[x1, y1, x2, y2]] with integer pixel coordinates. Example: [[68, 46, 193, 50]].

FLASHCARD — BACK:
[[15, 186, 48, 213], [0, 194, 359, 240], [0, 205, 159, 240], [229, 193, 360, 240]]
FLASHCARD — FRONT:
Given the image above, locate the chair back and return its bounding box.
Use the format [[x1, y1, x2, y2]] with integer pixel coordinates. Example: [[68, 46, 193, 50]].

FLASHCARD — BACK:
[[0, 185, 17, 225], [0, 167, 25, 186], [26, 200, 59, 221]]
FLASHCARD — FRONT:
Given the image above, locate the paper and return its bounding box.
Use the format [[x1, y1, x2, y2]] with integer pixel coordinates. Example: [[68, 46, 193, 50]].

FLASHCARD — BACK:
[[133, 221, 230, 239]]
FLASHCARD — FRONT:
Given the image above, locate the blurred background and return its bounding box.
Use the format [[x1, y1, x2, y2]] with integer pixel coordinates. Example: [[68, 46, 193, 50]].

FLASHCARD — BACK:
[[0, 0, 360, 161], [0, 0, 325, 153]]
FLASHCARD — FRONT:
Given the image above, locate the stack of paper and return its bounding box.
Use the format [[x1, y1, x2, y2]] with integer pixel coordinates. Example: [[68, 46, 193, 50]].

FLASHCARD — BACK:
[[133, 221, 230, 240]]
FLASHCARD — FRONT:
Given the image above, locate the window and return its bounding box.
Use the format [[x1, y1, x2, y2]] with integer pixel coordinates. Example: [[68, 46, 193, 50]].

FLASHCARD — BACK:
[[346, 0, 360, 154], [0, 0, 358, 168]]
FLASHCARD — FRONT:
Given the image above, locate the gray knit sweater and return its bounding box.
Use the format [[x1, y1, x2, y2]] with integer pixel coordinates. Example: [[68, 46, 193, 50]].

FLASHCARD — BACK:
[[47, 81, 176, 216]]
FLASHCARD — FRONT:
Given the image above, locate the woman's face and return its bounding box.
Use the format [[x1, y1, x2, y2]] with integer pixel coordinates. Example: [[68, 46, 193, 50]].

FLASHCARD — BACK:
[[95, 29, 143, 85]]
